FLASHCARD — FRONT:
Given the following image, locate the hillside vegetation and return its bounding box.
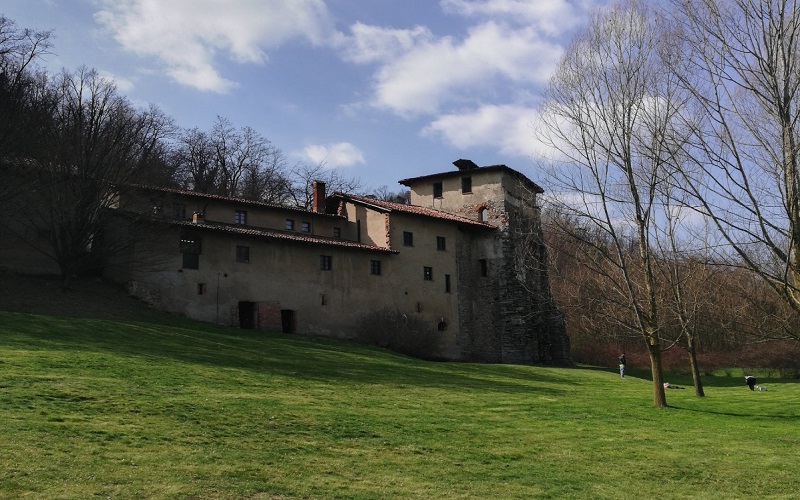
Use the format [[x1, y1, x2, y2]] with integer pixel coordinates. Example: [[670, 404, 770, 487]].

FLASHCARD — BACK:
[[1, 274, 799, 499]]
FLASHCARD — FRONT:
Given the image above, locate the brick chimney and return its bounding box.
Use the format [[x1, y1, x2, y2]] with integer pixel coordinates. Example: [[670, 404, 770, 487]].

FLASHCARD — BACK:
[[192, 212, 205, 224], [312, 180, 326, 213]]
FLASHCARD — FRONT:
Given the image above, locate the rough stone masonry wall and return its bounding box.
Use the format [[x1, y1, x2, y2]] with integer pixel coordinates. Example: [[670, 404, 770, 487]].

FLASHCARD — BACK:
[[497, 202, 572, 365], [526, 222, 571, 365], [455, 230, 502, 362], [453, 190, 571, 364], [496, 230, 538, 364], [125, 280, 163, 308]]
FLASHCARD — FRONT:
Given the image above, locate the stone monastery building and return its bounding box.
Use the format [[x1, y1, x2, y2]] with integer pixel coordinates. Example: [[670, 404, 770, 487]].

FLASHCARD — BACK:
[[104, 159, 571, 364]]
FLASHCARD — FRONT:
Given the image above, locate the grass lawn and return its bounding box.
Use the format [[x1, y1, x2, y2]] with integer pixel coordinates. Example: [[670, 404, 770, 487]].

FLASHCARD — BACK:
[[1, 311, 798, 499]]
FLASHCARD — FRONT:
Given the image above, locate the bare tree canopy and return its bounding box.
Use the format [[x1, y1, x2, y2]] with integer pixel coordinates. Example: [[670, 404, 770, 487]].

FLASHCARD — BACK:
[[372, 185, 411, 204], [0, 15, 52, 87], [173, 116, 292, 204], [539, 0, 684, 407], [21, 67, 173, 287], [537, 0, 800, 400], [287, 161, 364, 211], [671, 0, 800, 342], [0, 16, 53, 163]]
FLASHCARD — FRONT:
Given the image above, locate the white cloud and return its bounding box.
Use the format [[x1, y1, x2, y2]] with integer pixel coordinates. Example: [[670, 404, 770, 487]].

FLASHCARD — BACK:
[[423, 104, 545, 157], [334, 0, 605, 155], [440, 0, 596, 35], [302, 142, 366, 168], [353, 21, 562, 116], [95, 0, 334, 92], [97, 70, 135, 93], [338, 23, 434, 64]]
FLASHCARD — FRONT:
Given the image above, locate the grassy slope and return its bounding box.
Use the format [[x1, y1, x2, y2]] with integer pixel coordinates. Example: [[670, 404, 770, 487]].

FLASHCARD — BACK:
[[0, 275, 798, 499]]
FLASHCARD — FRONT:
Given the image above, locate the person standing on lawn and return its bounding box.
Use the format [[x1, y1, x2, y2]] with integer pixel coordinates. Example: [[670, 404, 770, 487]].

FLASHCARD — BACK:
[[619, 353, 626, 379]]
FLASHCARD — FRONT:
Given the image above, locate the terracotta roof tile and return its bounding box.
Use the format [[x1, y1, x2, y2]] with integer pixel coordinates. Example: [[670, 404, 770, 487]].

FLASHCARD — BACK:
[[335, 193, 496, 229], [127, 184, 343, 218], [116, 210, 396, 253], [178, 220, 397, 252]]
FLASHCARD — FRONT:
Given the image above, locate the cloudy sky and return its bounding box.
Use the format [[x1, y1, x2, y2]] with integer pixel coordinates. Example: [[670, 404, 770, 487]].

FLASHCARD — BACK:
[[3, 0, 606, 191]]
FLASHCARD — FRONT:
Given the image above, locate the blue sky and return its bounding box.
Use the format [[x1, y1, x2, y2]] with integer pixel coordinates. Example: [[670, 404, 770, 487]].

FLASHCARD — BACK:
[[3, 0, 606, 192]]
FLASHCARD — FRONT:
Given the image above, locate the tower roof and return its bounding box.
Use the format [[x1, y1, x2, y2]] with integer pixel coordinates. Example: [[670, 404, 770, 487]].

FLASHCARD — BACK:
[[398, 160, 544, 194]]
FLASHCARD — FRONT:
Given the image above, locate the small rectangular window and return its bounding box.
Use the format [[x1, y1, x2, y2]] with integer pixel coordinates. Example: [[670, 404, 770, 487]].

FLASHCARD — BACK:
[[180, 235, 202, 254], [234, 210, 247, 225], [436, 236, 446, 251], [445, 274, 451, 293], [285, 219, 295, 230], [479, 258, 487, 277], [424, 266, 433, 281], [320, 255, 332, 271], [183, 253, 199, 269], [403, 231, 414, 247], [301, 222, 311, 233], [370, 260, 381, 275], [173, 203, 186, 220], [197, 283, 206, 295], [236, 245, 250, 263], [333, 227, 341, 238], [462, 176, 472, 193], [180, 234, 201, 269], [433, 181, 443, 198]]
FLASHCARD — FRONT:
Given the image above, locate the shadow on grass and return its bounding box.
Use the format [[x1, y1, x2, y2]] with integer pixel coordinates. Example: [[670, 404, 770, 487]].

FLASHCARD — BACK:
[[0, 312, 567, 397], [666, 404, 799, 419], [577, 365, 800, 387]]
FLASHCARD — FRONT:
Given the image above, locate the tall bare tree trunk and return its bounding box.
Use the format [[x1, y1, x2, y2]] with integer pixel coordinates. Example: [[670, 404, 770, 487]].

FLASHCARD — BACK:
[[686, 335, 705, 397], [539, 0, 681, 407], [648, 339, 667, 407]]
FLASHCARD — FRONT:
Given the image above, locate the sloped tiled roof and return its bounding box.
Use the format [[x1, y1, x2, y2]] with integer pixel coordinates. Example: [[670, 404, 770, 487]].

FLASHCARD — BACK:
[[398, 164, 544, 194], [115, 210, 396, 253], [334, 193, 496, 229], [127, 184, 343, 218]]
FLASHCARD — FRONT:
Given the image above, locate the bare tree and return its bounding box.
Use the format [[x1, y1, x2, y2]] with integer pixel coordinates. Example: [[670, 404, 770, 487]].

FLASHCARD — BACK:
[[20, 67, 172, 287], [671, 0, 800, 341], [654, 196, 708, 396], [288, 161, 363, 210], [233, 126, 292, 204], [538, 0, 688, 407], [543, 209, 640, 358], [211, 116, 254, 197], [173, 127, 217, 192], [0, 16, 52, 153], [372, 185, 411, 204], [173, 117, 291, 202], [0, 16, 53, 201]]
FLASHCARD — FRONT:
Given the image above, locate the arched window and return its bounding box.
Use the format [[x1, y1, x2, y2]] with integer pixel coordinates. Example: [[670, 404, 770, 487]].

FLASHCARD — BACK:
[[438, 321, 448, 332], [479, 207, 489, 222]]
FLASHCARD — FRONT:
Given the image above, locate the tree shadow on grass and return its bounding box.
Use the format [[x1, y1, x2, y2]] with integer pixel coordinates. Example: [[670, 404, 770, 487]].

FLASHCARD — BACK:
[[576, 365, 800, 388], [0, 312, 566, 397], [666, 405, 800, 419]]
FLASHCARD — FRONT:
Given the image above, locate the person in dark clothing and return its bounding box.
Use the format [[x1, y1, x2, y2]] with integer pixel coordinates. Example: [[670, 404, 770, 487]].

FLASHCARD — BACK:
[[745, 375, 757, 390], [618, 354, 626, 379]]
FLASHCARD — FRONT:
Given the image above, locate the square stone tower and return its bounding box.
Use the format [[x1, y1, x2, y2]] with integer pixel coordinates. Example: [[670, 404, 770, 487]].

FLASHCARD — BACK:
[[399, 160, 571, 364]]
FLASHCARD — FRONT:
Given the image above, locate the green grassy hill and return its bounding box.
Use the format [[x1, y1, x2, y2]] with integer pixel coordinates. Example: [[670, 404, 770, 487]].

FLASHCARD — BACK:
[[1, 275, 799, 498]]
